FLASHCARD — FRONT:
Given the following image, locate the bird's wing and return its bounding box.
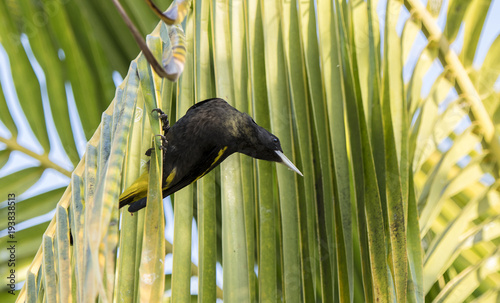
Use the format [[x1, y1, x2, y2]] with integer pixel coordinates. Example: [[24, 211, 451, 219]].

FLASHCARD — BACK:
[[124, 146, 230, 212], [162, 145, 229, 197]]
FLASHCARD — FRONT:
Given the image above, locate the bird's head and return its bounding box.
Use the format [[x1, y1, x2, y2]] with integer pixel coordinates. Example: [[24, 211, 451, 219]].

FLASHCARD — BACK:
[[238, 115, 303, 176]]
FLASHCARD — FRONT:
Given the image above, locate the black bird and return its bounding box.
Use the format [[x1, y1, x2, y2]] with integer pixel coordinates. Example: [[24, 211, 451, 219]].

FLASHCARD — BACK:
[[119, 98, 302, 212]]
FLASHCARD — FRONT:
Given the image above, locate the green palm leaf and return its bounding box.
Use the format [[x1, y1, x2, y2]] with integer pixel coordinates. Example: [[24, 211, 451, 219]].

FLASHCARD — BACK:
[[0, 0, 499, 302]]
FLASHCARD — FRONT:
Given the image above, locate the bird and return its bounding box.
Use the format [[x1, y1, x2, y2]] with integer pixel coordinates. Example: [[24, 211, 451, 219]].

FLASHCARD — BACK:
[[119, 98, 302, 212]]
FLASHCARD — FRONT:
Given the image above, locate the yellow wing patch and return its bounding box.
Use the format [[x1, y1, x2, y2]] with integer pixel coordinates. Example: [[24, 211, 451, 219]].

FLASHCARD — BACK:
[[212, 146, 228, 166], [164, 167, 177, 188], [194, 146, 228, 182]]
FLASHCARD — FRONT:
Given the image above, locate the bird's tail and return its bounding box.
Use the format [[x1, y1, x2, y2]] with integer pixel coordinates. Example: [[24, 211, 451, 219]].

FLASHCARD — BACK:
[[119, 195, 140, 209], [119, 172, 149, 208]]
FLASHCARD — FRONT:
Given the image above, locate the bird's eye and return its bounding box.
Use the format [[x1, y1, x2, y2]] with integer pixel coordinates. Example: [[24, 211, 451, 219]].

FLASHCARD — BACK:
[[273, 138, 278, 143]]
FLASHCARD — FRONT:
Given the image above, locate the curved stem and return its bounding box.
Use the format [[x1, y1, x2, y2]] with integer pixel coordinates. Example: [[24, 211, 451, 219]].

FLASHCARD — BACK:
[[111, 0, 169, 78], [0, 136, 72, 177], [404, 0, 500, 166]]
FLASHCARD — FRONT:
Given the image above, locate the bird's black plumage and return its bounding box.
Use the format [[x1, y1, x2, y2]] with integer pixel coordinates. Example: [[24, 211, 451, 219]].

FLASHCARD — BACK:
[[119, 98, 302, 212]]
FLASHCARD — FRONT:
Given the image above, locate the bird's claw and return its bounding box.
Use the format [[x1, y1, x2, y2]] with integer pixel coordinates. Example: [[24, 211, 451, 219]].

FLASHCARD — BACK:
[[145, 134, 168, 156], [155, 134, 168, 148], [155, 134, 167, 140], [151, 108, 166, 116], [145, 146, 166, 156], [152, 108, 170, 134]]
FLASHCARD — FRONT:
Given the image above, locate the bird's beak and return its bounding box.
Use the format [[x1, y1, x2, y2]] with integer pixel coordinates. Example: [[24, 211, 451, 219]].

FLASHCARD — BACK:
[[275, 151, 303, 176]]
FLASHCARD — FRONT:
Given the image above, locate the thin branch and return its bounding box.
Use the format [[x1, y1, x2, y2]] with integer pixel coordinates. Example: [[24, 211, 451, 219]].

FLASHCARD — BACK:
[[404, 0, 500, 168], [144, 0, 191, 26], [0, 136, 72, 177], [111, 0, 169, 78], [144, 0, 177, 25]]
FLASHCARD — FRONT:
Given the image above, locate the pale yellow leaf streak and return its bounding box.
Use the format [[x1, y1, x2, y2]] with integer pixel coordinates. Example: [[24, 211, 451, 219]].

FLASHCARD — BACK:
[[404, 0, 500, 165]]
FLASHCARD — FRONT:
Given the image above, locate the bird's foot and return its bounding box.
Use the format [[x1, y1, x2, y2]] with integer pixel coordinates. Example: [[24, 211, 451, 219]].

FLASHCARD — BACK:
[[152, 108, 170, 135], [145, 134, 168, 156], [155, 134, 168, 149], [151, 108, 167, 119]]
